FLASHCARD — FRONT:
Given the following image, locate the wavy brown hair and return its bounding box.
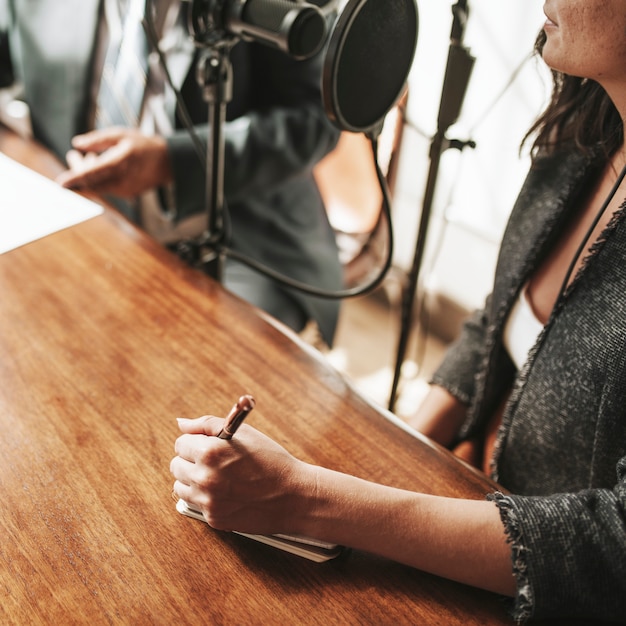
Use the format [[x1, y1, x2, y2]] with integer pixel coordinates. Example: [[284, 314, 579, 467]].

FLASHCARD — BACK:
[[524, 30, 623, 161]]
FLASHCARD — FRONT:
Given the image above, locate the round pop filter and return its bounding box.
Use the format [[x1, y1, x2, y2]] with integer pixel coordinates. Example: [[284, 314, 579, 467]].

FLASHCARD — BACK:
[[323, 0, 418, 135]]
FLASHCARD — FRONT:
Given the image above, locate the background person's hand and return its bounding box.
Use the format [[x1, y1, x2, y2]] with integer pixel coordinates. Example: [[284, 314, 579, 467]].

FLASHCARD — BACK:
[[56, 127, 173, 198]]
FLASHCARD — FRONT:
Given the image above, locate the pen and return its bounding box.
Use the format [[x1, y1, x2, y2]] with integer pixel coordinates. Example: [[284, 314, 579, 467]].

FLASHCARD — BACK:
[[217, 395, 256, 439]]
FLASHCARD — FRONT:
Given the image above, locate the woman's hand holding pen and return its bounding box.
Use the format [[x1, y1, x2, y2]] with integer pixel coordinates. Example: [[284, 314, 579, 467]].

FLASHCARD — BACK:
[[170, 407, 516, 596], [170, 414, 316, 536]]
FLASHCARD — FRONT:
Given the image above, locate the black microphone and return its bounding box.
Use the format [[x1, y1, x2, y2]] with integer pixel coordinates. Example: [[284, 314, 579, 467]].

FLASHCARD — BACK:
[[188, 0, 328, 60]]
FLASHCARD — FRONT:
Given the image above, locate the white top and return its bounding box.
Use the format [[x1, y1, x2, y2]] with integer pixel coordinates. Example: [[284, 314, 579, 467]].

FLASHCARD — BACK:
[[503, 285, 544, 371]]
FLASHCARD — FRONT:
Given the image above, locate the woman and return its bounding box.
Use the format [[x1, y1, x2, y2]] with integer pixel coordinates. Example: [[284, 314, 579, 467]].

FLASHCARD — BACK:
[[170, 2, 626, 621]]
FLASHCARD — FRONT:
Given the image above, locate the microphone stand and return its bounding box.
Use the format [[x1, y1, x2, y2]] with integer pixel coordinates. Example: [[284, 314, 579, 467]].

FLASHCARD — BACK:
[[389, 0, 475, 412], [177, 41, 234, 281], [172, 0, 329, 282]]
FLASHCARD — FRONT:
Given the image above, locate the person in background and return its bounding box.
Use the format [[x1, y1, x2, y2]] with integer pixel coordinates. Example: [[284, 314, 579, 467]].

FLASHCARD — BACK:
[[0, 0, 343, 346], [170, 1, 626, 622]]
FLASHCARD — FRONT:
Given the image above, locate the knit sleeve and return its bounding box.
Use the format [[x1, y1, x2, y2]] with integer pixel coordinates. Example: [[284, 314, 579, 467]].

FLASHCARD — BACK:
[[430, 299, 491, 406], [488, 456, 626, 622]]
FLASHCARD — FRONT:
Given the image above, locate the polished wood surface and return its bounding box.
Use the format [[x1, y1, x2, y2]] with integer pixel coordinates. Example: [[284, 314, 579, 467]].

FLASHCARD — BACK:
[[0, 127, 527, 624]]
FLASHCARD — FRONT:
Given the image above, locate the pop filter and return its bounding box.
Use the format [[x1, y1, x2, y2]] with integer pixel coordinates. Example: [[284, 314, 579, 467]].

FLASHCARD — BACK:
[[323, 0, 418, 135]]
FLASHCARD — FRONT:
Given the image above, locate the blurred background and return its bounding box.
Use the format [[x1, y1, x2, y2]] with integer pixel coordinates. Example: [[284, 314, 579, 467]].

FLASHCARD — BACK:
[[0, 0, 551, 418], [321, 0, 550, 417]]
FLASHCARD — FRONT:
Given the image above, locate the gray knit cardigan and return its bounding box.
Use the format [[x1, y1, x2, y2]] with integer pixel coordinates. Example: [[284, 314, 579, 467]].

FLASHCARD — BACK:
[[431, 148, 626, 623]]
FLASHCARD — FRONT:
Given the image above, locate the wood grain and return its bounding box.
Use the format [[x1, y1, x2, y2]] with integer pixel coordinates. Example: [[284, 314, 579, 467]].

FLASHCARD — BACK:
[[0, 127, 590, 625]]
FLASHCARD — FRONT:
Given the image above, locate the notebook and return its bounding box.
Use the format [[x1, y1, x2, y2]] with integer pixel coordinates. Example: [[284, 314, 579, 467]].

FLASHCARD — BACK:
[[175, 499, 344, 563]]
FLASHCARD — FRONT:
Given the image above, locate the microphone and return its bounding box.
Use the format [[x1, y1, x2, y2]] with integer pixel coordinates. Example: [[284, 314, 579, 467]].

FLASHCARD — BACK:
[[188, 0, 328, 60]]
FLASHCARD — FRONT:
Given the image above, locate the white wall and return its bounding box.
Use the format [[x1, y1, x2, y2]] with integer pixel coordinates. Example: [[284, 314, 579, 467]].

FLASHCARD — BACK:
[[391, 0, 550, 313]]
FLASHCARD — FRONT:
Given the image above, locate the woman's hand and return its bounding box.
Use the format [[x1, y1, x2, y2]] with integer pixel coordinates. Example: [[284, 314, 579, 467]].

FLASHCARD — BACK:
[[170, 416, 315, 535], [406, 384, 468, 447]]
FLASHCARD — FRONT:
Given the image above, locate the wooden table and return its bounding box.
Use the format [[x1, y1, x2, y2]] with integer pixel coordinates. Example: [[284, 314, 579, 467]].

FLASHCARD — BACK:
[[0, 127, 564, 625]]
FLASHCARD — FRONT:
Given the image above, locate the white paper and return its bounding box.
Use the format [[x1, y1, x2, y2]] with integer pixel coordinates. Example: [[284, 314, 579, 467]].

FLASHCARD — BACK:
[[0, 152, 103, 254]]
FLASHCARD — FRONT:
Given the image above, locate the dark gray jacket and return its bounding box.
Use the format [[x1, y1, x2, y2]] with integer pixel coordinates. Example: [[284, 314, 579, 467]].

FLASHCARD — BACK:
[[432, 149, 626, 622], [2, 0, 342, 344]]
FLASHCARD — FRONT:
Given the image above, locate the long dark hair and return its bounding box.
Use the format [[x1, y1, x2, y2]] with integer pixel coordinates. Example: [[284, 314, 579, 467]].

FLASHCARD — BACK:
[[524, 30, 623, 161]]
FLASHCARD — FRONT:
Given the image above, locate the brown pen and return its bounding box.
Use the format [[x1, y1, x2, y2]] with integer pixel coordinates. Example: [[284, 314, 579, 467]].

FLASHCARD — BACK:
[[217, 395, 256, 439]]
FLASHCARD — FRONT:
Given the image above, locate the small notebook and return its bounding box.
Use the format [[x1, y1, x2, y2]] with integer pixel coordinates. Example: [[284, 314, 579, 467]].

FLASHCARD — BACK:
[[176, 499, 344, 563]]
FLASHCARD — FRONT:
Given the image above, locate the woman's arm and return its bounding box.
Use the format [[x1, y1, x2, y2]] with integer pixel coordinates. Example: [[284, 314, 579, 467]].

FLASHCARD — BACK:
[[300, 465, 515, 595], [170, 416, 516, 597]]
